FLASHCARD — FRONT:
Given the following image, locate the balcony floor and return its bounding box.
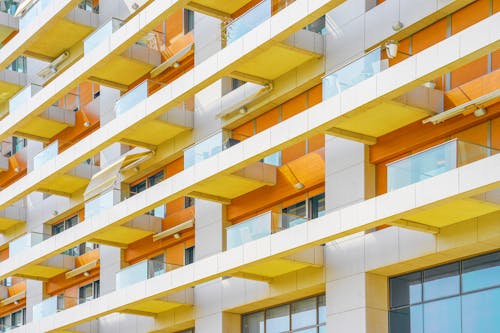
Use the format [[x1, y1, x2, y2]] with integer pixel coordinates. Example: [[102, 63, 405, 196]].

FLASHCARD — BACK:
[[25, 19, 94, 60], [235, 43, 322, 81], [16, 116, 71, 141], [0, 80, 23, 107], [90, 226, 154, 248]]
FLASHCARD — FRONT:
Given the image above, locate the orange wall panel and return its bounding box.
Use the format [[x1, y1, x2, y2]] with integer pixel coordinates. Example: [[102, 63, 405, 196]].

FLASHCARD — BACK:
[[308, 84, 323, 107], [256, 108, 279, 133], [166, 157, 184, 177], [282, 93, 307, 120], [166, 9, 183, 41], [450, 56, 488, 89], [282, 142, 306, 164], [233, 120, 254, 139], [308, 134, 325, 152], [451, 0, 489, 34], [452, 122, 488, 145], [492, 50, 500, 71], [492, 117, 500, 148], [412, 18, 447, 53]]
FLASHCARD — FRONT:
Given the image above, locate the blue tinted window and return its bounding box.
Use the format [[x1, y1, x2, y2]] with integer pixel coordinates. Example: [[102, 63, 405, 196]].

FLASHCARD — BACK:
[[462, 252, 500, 293], [462, 288, 500, 333], [423, 262, 459, 301], [390, 272, 422, 307], [423, 297, 461, 333]]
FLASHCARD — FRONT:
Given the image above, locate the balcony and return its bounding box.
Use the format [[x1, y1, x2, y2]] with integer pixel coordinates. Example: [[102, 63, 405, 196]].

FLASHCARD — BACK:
[[0, 3, 18, 46], [0, 68, 26, 118], [20, 0, 98, 62], [0, 199, 26, 232], [229, 27, 324, 85], [116, 259, 181, 290], [9, 85, 77, 141], [227, 211, 307, 249], [387, 140, 499, 192], [33, 294, 80, 321], [387, 140, 500, 228], [116, 80, 194, 149], [9, 232, 75, 280], [33, 143, 100, 197], [224, 0, 271, 45], [88, 205, 163, 247], [322, 48, 444, 140], [184, 131, 278, 204], [226, 211, 323, 280], [85, 19, 162, 89]]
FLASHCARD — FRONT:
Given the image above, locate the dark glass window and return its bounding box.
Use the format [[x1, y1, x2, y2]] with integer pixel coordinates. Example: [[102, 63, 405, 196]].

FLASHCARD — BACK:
[[79, 280, 100, 304], [184, 9, 194, 33], [130, 171, 165, 217], [389, 251, 500, 333], [12, 137, 26, 154], [309, 193, 325, 219], [242, 295, 326, 333], [185, 246, 195, 265], [184, 196, 195, 208]]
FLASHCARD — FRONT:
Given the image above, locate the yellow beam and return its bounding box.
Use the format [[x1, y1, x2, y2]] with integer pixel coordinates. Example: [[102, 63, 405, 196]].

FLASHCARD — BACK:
[[13, 131, 51, 143], [185, 2, 230, 19], [230, 71, 272, 86], [388, 219, 440, 234], [325, 127, 377, 145], [87, 76, 129, 91], [230, 272, 273, 283], [119, 138, 158, 151], [188, 191, 232, 205]]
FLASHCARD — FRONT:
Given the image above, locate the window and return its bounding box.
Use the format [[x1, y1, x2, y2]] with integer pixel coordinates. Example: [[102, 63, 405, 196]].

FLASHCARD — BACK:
[[78, 280, 100, 304], [0, 277, 12, 287], [78, 0, 99, 13], [12, 137, 26, 155], [282, 201, 307, 228], [185, 246, 195, 265], [184, 196, 195, 208], [10, 309, 25, 328], [150, 254, 166, 277], [232, 78, 245, 90], [7, 57, 27, 73], [309, 193, 325, 219], [184, 9, 194, 33], [389, 251, 500, 333], [130, 171, 165, 217], [0, 0, 18, 15], [52, 215, 79, 235], [303, 16, 326, 35], [242, 295, 326, 333]]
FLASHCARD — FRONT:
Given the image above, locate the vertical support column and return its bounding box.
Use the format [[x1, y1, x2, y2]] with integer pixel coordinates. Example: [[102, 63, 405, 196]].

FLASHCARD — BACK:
[[325, 237, 388, 333], [192, 11, 240, 333]]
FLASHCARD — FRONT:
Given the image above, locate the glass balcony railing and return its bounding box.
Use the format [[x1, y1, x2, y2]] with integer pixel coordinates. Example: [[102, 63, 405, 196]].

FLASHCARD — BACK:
[[9, 83, 42, 114], [33, 140, 58, 170], [387, 139, 499, 192], [33, 295, 79, 321], [84, 188, 115, 220], [225, 0, 271, 45], [115, 80, 165, 116], [0, 0, 19, 15], [19, 0, 52, 30], [322, 47, 387, 100], [84, 18, 125, 54], [9, 232, 50, 258], [184, 131, 239, 169], [116, 259, 181, 290], [226, 211, 308, 249]]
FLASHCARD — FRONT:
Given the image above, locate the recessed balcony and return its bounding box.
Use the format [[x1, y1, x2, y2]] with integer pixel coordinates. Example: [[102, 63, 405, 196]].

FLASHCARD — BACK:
[[227, 211, 307, 249], [9, 232, 75, 280], [20, 0, 98, 62], [388, 139, 500, 228], [34, 142, 100, 197], [0, 5, 18, 45], [230, 28, 324, 85], [115, 80, 194, 149], [85, 19, 162, 90], [322, 48, 445, 141], [184, 131, 278, 204], [10, 85, 78, 141]]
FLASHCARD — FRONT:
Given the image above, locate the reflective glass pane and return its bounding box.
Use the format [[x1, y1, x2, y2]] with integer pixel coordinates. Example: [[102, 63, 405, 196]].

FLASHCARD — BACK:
[[291, 298, 316, 330], [462, 252, 500, 293], [423, 262, 459, 301], [423, 297, 461, 333], [266, 304, 289, 333], [243, 311, 264, 333], [390, 272, 422, 307], [294, 328, 316, 333], [389, 305, 423, 333], [318, 326, 326, 333], [318, 295, 326, 324], [462, 288, 500, 333]]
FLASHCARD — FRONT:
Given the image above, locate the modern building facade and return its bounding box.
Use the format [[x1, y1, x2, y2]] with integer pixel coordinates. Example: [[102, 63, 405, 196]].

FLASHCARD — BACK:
[[0, 0, 497, 332]]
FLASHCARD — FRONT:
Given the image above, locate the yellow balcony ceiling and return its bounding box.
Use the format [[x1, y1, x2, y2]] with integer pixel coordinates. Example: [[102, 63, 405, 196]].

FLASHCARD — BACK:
[[0, 81, 23, 106], [90, 226, 154, 248], [187, 0, 254, 17], [16, 264, 69, 281]]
